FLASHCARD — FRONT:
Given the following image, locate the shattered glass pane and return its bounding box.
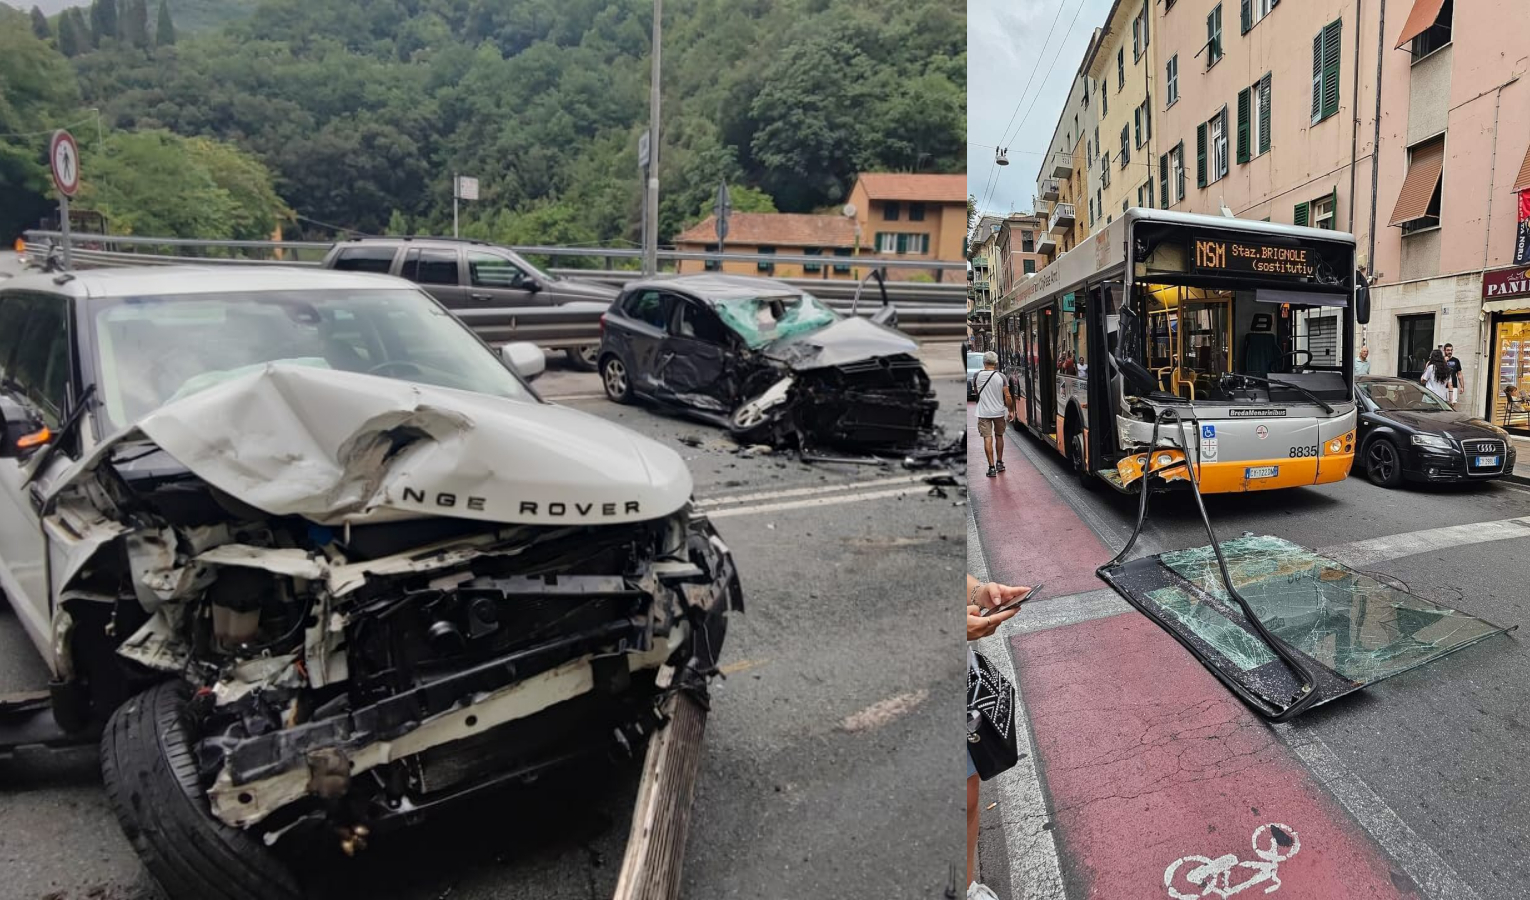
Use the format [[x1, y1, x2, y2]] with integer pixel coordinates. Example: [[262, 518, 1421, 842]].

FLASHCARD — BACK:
[[1157, 535, 1509, 684], [713, 293, 838, 348], [1102, 534, 1511, 715]]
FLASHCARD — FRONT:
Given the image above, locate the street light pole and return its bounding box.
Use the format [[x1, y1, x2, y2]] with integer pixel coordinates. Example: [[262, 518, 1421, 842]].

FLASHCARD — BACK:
[[643, 0, 661, 276]]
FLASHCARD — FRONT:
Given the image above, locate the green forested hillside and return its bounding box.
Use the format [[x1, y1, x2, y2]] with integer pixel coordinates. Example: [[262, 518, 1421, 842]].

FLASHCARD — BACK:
[[4, 0, 965, 246]]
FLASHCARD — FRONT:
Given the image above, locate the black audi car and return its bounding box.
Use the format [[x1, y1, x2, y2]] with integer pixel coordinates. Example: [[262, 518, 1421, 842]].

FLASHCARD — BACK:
[[1355, 376, 1516, 487], [596, 274, 939, 453]]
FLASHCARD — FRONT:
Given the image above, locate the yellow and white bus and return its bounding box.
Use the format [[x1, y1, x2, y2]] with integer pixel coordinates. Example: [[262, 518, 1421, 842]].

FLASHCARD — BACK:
[[993, 209, 1369, 493]]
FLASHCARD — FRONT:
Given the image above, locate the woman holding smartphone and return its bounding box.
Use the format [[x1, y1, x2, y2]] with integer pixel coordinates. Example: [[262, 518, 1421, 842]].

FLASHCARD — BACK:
[[966, 574, 1035, 899]]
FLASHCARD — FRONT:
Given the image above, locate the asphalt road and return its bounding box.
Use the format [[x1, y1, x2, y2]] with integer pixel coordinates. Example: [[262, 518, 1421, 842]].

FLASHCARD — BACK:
[[0, 346, 968, 900], [983, 421, 1530, 900]]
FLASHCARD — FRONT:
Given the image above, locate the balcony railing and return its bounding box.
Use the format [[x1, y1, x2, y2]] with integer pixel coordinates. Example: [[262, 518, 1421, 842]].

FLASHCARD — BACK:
[[1049, 203, 1076, 232], [1036, 232, 1057, 254], [1050, 152, 1073, 178], [1040, 178, 1060, 201]]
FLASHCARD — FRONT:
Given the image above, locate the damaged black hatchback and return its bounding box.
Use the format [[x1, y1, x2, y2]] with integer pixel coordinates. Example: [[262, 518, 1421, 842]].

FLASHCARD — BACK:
[[597, 275, 940, 453]]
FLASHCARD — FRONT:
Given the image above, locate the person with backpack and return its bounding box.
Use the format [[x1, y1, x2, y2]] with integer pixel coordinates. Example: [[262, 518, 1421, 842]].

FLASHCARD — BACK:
[[974, 351, 1013, 478]]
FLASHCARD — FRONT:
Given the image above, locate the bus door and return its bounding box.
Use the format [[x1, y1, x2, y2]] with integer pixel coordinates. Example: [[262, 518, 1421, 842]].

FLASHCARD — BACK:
[[1022, 311, 1039, 430], [1037, 305, 1057, 437]]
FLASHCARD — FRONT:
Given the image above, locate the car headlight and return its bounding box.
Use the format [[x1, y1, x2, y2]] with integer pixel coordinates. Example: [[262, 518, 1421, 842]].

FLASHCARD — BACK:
[[1410, 434, 1453, 450]]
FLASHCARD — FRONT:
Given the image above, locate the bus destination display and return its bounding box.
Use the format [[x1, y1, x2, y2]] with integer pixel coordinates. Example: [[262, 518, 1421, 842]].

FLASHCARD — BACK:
[[1193, 238, 1315, 277]]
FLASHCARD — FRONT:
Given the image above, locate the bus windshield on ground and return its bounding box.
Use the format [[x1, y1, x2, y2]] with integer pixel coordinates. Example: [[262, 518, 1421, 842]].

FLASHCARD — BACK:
[[994, 209, 1364, 493]]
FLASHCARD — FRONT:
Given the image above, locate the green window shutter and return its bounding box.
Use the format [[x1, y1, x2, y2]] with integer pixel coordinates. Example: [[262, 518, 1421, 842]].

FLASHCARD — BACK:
[[1259, 73, 1272, 153], [1241, 0, 1251, 33], [1321, 19, 1342, 120], [1310, 32, 1323, 123], [1294, 202, 1309, 227], [1196, 122, 1208, 188], [1328, 188, 1338, 230], [896, 233, 908, 254], [1159, 154, 1170, 206], [1237, 87, 1251, 164]]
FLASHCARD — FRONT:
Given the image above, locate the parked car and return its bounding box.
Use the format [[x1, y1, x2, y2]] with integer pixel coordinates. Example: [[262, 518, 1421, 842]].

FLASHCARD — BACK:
[[596, 274, 939, 453], [966, 351, 986, 400], [0, 266, 739, 900], [321, 236, 617, 370], [1355, 375, 1516, 487]]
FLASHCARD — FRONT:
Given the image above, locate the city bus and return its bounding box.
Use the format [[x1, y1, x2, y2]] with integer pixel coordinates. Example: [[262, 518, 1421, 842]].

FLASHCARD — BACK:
[[993, 209, 1369, 493]]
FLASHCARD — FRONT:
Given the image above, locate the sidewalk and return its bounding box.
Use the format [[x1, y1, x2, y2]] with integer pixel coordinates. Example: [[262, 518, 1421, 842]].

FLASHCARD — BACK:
[[1510, 436, 1530, 486], [966, 404, 1429, 900]]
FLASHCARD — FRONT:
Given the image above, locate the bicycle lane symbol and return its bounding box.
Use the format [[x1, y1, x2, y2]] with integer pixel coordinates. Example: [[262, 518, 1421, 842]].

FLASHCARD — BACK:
[[1164, 823, 1301, 899]]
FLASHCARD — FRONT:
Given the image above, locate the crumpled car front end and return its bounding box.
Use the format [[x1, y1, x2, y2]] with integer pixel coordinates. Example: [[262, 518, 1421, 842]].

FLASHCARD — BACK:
[[731, 316, 942, 454], [47, 365, 740, 878]]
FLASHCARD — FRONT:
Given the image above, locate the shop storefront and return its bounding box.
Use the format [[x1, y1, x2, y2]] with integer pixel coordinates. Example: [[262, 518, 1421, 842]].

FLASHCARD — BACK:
[[1483, 265, 1530, 433]]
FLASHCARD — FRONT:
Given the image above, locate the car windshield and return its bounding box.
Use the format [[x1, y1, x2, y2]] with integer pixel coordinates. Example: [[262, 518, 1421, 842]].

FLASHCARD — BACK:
[[712, 292, 839, 349], [1359, 380, 1453, 412], [967, 352, 986, 370], [89, 288, 534, 430]]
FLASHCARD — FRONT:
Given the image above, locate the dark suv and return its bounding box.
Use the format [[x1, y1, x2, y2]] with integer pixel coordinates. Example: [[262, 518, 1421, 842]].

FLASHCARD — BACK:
[[321, 237, 617, 370]]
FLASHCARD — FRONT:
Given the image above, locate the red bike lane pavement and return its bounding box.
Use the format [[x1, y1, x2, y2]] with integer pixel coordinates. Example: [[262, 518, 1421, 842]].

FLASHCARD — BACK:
[[969, 409, 1420, 899]]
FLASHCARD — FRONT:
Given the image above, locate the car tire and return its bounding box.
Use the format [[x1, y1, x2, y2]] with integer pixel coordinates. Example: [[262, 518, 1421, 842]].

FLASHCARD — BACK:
[[1364, 438, 1403, 488], [600, 354, 633, 404], [101, 681, 304, 900], [566, 345, 600, 372]]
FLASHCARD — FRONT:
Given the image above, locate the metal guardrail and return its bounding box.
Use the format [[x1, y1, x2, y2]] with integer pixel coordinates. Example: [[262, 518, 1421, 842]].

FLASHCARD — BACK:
[[21, 235, 967, 340]]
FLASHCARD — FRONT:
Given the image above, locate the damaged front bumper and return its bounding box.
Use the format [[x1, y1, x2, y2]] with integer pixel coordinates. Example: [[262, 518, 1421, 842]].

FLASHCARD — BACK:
[[731, 356, 942, 454]]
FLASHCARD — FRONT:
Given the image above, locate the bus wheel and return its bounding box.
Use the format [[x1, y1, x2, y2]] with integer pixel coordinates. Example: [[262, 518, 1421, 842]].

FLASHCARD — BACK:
[[1069, 431, 1095, 489]]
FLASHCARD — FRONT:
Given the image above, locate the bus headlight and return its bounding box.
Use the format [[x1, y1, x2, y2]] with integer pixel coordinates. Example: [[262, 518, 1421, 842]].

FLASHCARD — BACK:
[[1325, 430, 1355, 455]]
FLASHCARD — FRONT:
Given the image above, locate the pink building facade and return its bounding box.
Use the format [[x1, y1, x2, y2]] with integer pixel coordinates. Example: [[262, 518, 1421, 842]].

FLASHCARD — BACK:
[[1146, 0, 1530, 426]]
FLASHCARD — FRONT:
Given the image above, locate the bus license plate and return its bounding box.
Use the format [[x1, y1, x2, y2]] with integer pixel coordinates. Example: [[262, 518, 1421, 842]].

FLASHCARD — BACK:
[[1244, 466, 1279, 480], [1477, 455, 1500, 467]]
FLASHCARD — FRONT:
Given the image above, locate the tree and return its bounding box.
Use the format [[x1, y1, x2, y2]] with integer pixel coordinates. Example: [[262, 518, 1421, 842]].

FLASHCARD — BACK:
[[0, 28, 84, 238], [122, 0, 149, 49], [29, 6, 50, 41], [695, 184, 775, 219], [155, 0, 174, 46], [56, 12, 83, 56], [88, 0, 119, 48]]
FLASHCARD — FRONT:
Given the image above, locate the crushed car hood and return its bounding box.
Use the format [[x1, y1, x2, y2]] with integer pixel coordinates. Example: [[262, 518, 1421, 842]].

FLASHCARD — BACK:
[[762, 316, 920, 371], [61, 363, 692, 527]]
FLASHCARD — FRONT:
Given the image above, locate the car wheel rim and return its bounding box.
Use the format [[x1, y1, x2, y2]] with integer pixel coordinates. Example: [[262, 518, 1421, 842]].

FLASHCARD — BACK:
[[604, 360, 626, 396], [1369, 444, 1394, 480], [578, 345, 599, 365]]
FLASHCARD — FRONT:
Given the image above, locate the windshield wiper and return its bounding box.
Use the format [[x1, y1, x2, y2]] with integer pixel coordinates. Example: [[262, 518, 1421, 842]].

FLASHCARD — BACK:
[[1219, 373, 1334, 414], [24, 383, 97, 487]]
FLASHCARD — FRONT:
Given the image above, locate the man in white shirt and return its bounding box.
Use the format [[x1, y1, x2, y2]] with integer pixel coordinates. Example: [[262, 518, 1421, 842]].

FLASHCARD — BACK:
[[973, 351, 1013, 478]]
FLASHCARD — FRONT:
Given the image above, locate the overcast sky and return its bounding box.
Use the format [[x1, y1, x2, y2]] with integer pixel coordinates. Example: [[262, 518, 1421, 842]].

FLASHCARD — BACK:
[[968, 0, 1115, 222]]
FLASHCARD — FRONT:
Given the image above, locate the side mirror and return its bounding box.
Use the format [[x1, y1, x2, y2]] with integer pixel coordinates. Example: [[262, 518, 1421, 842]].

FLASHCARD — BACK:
[[501, 342, 546, 381], [1354, 269, 1371, 326], [0, 394, 48, 459]]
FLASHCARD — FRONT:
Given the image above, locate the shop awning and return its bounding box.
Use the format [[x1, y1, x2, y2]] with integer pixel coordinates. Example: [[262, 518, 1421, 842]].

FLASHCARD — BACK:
[[1389, 140, 1444, 225], [1484, 298, 1530, 314], [1395, 0, 1447, 49], [1513, 143, 1530, 192]]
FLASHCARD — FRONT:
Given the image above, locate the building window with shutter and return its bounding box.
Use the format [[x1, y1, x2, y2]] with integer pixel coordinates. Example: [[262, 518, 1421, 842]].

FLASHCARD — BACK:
[[1134, 107, 1143, 149], [1159, 154, 1171, 206], [1400, 0, 1452, 61], [833, 248, 852, 273], [1023, 259, 1036, 275], [1173, 142, 1186, 200], [1242, 0, 1276, 34], [1390, 136, 1445, 234], [909, 202, 926, 221], [1118, 48, 1126, 89], [876, 233, 897, 253], [1237, 74, 1272, 163], [803, 247, 823, 272], [1166, 55, 1179, 106], [1311, 18, 1342, 124], [1205, 4, 1223, 67], [705, 244, 721, 271], [1311, 193, 1336, 229], [1133, 15, 1142, 61], [757, 246, 775, 272], [1197, 122, 1208, 188], [1102, 154, 1111, 187], [1121, 126, 1131, 167], [1211, 108, 1228, 181], [1022, 231, 1034, 253], [883, 202, 901, 221]]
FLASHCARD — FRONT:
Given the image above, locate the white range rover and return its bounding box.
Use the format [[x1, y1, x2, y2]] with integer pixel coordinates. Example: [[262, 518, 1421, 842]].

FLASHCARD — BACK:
[[0, 266, 740, 900]]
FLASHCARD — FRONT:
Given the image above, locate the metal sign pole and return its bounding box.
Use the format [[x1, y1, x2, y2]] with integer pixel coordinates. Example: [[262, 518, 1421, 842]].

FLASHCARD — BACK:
[[59, 193, 72, 269], [643, 0, 661, 276], [453, 172, 460, 238]]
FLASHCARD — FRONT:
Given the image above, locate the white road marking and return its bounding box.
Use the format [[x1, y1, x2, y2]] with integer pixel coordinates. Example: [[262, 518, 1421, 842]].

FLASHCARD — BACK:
[[705, 486, 932, 519], [1322, 516, 1530, 569], [1271, 723, 1483, 900], [968, 506, 1067, 900], [839, 690, 928, 733], [697, 474, 932, 508], [1164, 824, 1301, 899]]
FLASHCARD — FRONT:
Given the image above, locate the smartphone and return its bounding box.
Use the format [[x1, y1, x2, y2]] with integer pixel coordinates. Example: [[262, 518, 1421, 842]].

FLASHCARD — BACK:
[[982, 583, 1043, 617]]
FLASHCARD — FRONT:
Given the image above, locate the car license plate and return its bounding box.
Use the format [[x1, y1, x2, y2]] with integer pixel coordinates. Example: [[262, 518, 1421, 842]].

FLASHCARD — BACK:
[[1476, 455, 1500, 467], [1244, 466, 1279, 480]]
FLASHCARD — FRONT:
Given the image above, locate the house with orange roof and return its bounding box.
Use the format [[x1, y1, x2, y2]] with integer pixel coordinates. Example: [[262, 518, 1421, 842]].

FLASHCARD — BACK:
[[846, 172, 968, 280], [672, 212, 861, 279]]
